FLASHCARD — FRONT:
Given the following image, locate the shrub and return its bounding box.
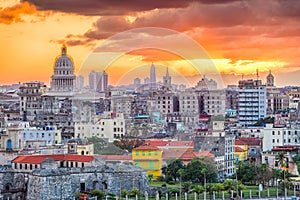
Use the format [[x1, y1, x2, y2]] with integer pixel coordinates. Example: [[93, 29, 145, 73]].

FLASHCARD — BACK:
[[129, 187, 139, 197], [121, 189, 128, 197], [91, 190, 105, 199]]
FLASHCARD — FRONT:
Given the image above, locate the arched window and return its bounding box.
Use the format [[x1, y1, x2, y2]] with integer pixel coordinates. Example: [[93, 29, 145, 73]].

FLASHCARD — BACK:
[[7, 139, 12, 150]]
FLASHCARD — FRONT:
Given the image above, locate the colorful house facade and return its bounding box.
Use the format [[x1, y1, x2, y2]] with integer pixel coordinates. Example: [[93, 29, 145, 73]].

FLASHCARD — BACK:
[[132, 145, 162, 179]]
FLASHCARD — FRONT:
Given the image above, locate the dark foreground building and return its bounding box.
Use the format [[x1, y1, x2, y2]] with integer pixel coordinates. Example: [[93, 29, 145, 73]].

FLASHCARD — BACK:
[[0, 154, 147, 200]]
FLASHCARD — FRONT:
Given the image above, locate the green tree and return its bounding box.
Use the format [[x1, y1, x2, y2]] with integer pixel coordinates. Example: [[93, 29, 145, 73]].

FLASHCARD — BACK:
[[90, 190, 105, 199], [129, 188, 139, 197], [276, 151, 287, 168], [182, 182, 192, 193], [192, 185, 205, 194], [165, 158, 185, 182], [120, 189, 128, 198], [256, 163, 272, 186], [148, 174, 154, 182], [113, 133, 144, 152], [213, 183, 224, 198], [236, 162, 257, 184]]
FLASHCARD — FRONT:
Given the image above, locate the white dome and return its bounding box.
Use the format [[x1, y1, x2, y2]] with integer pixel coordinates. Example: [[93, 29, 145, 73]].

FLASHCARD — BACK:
[[54, 45, 74, 69]]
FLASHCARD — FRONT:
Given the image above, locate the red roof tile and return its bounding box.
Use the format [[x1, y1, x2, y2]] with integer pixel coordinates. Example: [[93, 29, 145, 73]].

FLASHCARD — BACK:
[[235, 147, 246, 152], [12, 154, 94, 164], [235, 139, 246, 145], [179, 151, 196, 160], [194, 151, 215, 158], [239, 138, 261, 146]]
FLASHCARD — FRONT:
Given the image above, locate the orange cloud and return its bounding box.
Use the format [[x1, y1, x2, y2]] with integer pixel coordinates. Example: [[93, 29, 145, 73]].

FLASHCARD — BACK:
[[0, 2, 36, 24]]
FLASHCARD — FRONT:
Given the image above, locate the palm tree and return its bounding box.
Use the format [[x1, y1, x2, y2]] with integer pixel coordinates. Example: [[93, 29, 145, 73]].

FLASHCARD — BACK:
[[193, 185, 205, 194], [213, 183, 224, 198], [276, 151, 287, 168]]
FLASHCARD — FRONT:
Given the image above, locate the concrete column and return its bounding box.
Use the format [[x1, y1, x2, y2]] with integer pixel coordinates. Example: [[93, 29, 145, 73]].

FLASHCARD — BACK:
[[194, 192, 196, 200], [267, 188, 269, 197], [184, 192, 187, 200], [249, 190, 252, 199], [222, 191, 225, 200], [213, 191, 215, 200], [175, 193, 178, 200], [166, 193, 168, 200], [240, 191, 242, 200]]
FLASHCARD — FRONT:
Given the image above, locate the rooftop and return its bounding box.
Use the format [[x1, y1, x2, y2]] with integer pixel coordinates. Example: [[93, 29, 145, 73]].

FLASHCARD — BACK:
[[12, 154, 94, 164]]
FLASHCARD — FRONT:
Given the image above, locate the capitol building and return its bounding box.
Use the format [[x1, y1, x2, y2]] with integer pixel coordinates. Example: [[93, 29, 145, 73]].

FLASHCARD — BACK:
[[50, 44, 76, 94]]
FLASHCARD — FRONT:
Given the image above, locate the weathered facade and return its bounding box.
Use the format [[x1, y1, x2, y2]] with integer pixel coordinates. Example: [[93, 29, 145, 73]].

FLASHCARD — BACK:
[[0, 155, 148, 200]]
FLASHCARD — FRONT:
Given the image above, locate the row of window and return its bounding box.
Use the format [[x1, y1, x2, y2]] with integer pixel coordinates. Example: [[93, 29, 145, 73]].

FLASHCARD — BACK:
[[135, 150, 159, 156], [272, 130, 298, 135]]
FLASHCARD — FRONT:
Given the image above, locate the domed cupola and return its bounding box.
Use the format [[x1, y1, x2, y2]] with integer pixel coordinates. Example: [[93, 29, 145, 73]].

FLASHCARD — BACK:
[[54, 44, 74, 69], [50, 45, 76, 92]]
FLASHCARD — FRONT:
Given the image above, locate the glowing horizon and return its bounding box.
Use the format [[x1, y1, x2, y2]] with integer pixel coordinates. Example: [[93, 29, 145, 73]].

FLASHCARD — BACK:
[[1, 0, 300, 87]]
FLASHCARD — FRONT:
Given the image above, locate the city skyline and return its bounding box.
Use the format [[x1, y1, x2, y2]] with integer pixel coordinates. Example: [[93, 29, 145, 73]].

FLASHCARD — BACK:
[[1, 0, 300, 87]]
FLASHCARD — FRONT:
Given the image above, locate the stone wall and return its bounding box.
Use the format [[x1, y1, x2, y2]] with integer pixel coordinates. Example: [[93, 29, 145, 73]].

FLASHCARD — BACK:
[[27, 165, 148, 200], [0, 165, 27, 200]]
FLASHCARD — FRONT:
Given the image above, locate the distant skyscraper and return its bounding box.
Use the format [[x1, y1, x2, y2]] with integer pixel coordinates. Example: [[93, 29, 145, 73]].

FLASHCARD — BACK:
[[150, 63, 156, 88], [97, 71, 108, 92], [50, 45, 76, 92], [88, 71, 99, 91], [76, 75, 84, 90]]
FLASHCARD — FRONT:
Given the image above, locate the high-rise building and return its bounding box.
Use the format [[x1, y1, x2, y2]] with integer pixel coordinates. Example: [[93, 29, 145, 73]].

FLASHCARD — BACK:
[[50, 45, 76, 92], [89, 71, 108, 92], [76, 75, 84, 90], [98, 71, 108, 92], [150, 63, 156, 88], [88, 71, 99, 91], [238, 79, 267, 125]]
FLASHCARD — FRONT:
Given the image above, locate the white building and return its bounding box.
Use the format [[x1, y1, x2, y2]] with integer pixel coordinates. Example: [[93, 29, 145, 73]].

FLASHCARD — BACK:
[[262, 123, 300, 152], [238, 80, 266, 125], [22, 125, 62, 147], [75, 112, 125, 142]]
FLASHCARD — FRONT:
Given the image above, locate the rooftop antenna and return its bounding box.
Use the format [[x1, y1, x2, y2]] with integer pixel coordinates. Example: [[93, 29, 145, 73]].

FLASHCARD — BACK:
[[242, 74, 244, 80], [256, 68, 259, 81]]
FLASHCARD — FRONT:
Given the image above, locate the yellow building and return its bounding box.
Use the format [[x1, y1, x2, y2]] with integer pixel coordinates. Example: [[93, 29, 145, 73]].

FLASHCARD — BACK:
[[234, 139, 248, 163], [132, 145, 162, 179]]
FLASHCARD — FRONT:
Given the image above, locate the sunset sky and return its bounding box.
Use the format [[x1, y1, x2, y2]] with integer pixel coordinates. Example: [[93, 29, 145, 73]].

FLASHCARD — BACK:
[[1, 0, 300, 87]]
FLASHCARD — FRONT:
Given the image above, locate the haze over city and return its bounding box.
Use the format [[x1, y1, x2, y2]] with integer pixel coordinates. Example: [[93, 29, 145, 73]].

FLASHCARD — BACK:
[[1, 0, 300, 87]]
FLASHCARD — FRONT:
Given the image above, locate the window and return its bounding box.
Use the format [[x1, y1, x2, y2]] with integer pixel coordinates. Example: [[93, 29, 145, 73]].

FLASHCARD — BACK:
[[142, 151, 145, 156], [148, 151, 152, 156], [135, 161, 140, 167], [154, 151, 158, 155], [135, 151, 139, 156], [149, 161, 154, 169]]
